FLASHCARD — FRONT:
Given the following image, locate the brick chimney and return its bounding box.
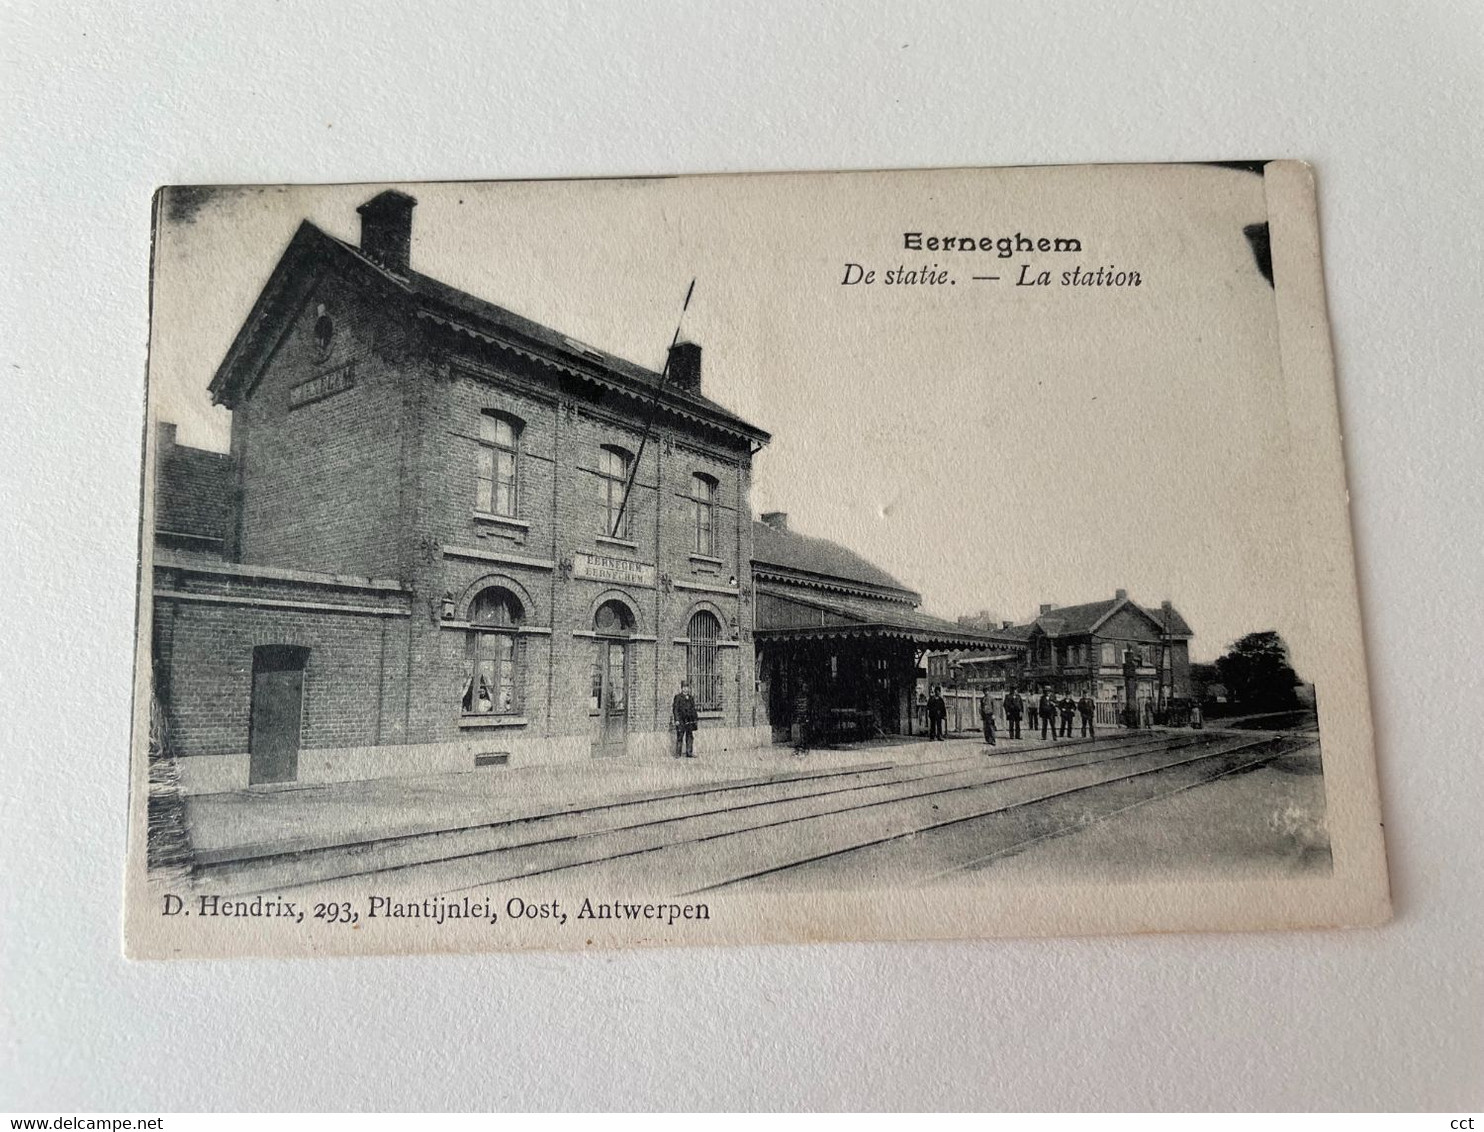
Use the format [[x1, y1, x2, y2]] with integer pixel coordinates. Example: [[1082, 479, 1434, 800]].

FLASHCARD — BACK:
[[157, 421, 177, 453], [761, 511, 789, 531], [1115, 588, 1128, 601], [1039, 603, 1054, 615], [667, 341, 702, 394], [356, 189, 417, 273], [1002, 620, 1013, 630]]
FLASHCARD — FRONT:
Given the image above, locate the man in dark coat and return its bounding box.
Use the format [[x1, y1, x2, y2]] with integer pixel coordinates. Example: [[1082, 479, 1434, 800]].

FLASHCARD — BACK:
[[1004, 690, 1023, 740], [1059, 694, 1076, 738], [979, 691, 997, 747], [672, 678, 699, 758], [927, 686, 947, 741], [1077, 693, 1096, 738], [1039, 690, 1056, 739]]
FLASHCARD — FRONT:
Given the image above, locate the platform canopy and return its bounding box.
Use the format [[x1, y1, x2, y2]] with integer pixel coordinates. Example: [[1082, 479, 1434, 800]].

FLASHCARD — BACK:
[[754, 584, 1021, 652]]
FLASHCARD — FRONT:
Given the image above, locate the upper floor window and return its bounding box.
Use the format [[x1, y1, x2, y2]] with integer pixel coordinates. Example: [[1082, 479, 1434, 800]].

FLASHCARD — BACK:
[[476, 412, 521, 518], [691, 473, 718, 555], [1122, 645, 1149, 667], [687, 611, 723, 711], [461, 587, 525, 717], [597, 445, 633, 538]]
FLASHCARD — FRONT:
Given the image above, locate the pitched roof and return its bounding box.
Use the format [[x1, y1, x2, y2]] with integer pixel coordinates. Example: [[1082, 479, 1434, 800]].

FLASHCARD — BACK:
[[751, 521, 917, 600], [156, 444, 233, 542], [992, 622, 1037, 642], [1143, 604, 1194, 637], [398, 260, 762, 433], [755, 583, 1017, 650], [1027, 596, 1193, 638], [210, 222, 769, 444], [1032, 597, 1122, 636]]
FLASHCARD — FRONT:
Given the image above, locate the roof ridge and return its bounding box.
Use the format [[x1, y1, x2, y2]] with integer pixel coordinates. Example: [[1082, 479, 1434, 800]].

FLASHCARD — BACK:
[[752, 519, 916, 596], [324, 231, 767, 437], [217, 222, 768, 441]]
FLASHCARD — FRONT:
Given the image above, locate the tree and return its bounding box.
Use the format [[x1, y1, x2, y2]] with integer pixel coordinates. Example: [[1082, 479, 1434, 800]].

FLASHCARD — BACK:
[[1188, 661, 1221, 702], [1215, 631, 1301, 710]]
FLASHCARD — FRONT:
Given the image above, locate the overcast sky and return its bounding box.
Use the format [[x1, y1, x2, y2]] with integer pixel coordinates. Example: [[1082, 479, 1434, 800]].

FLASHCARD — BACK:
[[151, 165, 1319, 670]]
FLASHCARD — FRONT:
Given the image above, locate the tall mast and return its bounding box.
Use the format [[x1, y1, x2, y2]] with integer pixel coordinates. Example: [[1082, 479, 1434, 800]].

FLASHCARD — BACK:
[[610, 278, 696, 538]]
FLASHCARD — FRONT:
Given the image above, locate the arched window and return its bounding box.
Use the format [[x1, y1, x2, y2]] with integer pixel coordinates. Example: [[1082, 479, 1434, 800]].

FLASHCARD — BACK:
[[691, 473, 717, 555], [593, 599, 633, 636], [477, 412, 521, 518], [462, 587, 525, 717], [590, 600, 633, 714], [687, 611, 722, 711], [597, 445, 633, 538]]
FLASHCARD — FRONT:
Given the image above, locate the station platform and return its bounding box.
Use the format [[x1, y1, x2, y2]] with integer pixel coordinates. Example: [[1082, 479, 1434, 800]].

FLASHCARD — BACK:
[[177, 731, 1105, 869]]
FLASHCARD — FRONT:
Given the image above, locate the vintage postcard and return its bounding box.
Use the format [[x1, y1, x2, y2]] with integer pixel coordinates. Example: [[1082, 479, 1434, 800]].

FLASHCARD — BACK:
[[127, 161, 1389, 959]]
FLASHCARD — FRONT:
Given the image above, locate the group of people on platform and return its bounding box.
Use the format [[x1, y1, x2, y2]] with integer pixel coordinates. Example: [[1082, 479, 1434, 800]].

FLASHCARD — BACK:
[[924, 685, 1099, 749]]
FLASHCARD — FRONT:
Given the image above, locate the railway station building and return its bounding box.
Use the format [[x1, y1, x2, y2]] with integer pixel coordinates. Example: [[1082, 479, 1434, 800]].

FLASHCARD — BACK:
[[152, 190, 770, 793], [150, 190, 1007, 794]]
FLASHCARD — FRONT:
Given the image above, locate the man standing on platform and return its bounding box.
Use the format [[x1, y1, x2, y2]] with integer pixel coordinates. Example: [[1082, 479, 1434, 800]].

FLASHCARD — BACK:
[[1004, 689, 1023, 740], [979, 690, 997, 748], [1059, 694, 1077, 739], [672, 678, 699, 758], [927, 685, 947, 741], [1078, 692, 1096, 738], [1039, 689, 1056, 739]]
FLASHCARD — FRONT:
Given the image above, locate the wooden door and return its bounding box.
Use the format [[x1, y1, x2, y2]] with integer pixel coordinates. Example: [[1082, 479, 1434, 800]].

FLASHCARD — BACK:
[[249, 645, 308, 785]]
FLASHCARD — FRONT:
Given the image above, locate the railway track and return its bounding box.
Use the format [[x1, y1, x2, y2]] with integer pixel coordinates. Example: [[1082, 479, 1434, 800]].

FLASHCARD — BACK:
[[707, 734, 1317, 892], [203, 729, 1312, 898]]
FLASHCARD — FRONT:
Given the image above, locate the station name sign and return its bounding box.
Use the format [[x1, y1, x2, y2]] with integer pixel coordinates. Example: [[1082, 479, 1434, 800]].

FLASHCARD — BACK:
[[289, 363, 355, 409], [572, 552, 656, 588]]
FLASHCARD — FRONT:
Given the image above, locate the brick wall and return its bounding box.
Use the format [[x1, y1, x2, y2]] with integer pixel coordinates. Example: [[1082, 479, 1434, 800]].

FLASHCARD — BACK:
[[1169, 639, 1193, 698], [398, 357, 758, 751], [152, 563, 412, 758], [219, 277, 762, 763], [233, 272, 421, 578]]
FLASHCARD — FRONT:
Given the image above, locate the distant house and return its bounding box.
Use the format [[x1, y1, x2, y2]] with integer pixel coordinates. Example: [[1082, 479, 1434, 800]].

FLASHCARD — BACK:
[[940, 589, 1195, 707]]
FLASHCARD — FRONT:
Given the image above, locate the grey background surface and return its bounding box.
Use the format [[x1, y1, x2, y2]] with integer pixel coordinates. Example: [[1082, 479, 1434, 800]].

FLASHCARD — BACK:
[[2, 0, 1480, 1112]]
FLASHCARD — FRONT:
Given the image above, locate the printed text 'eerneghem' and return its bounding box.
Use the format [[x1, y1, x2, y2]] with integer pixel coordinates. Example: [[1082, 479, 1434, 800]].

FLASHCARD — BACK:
[[904, 232, 1083, 257]]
